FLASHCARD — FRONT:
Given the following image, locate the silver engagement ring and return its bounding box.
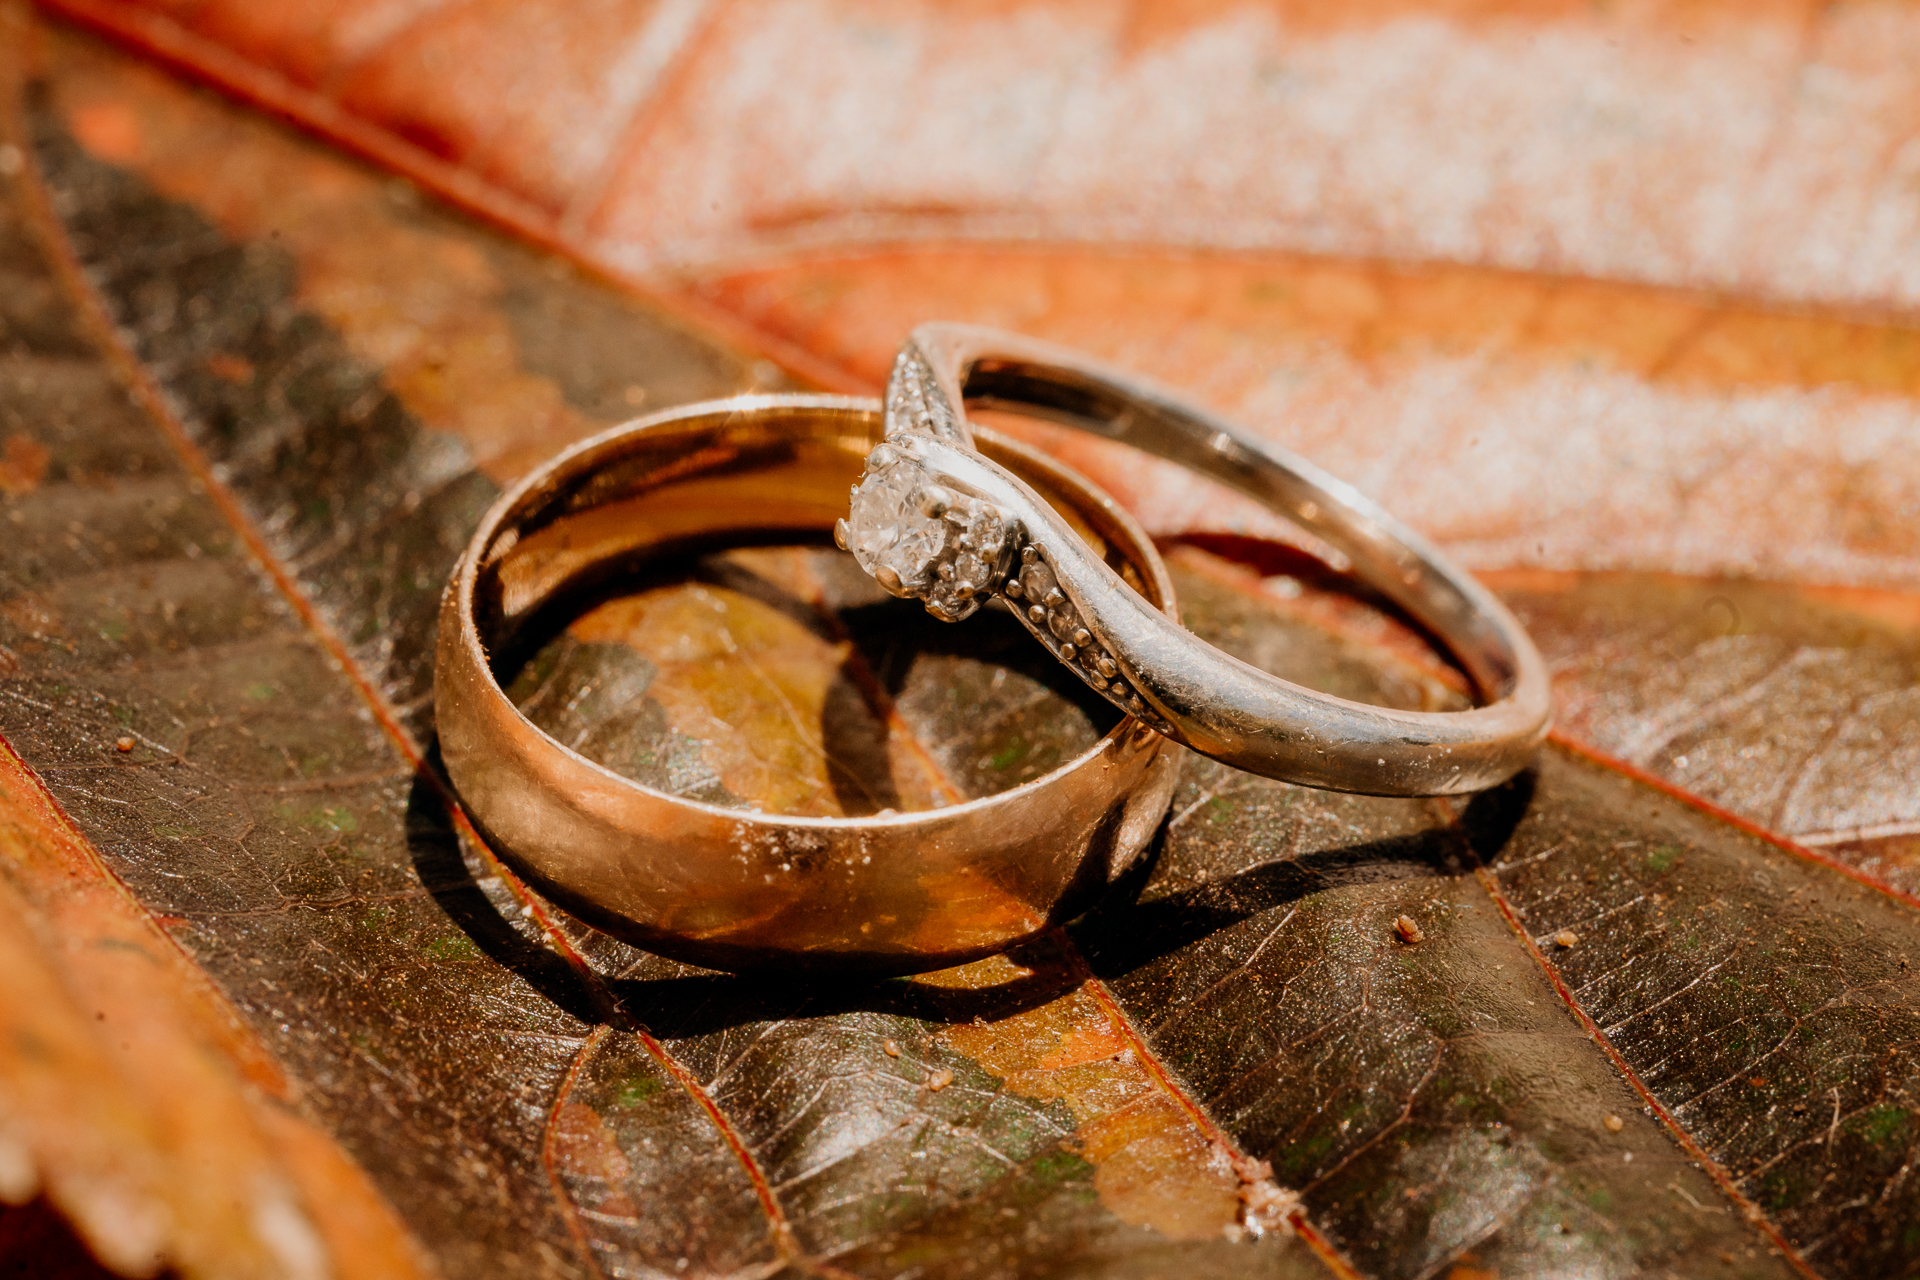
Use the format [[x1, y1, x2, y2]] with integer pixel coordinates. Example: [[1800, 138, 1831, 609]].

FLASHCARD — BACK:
[[836, 324, 1552, 797]]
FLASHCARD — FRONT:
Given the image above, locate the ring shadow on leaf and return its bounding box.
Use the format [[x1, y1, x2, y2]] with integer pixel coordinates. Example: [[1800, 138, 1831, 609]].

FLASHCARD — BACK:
[[406, 758, 1527, 1037], [405, 760, 1534, 1042]]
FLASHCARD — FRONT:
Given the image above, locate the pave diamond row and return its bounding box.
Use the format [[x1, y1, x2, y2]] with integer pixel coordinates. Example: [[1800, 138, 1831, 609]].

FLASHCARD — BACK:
[[869, 349, 1166, 726], [885, 346, 961, 442], [1003, 544, 1167, 731]]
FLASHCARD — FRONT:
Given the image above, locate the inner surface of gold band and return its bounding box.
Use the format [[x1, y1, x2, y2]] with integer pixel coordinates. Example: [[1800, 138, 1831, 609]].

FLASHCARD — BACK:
[[479, 418, 1169, 695], [469, 403, 1175, 813]]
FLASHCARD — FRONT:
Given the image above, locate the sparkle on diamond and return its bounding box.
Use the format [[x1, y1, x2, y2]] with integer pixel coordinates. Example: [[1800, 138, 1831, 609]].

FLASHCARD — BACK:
[[847, 454, 1009, 619], [848, 456, 945, 592]]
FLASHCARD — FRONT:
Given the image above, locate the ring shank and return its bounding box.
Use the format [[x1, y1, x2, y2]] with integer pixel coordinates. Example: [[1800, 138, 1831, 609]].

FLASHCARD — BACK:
[[902, 326, 1553, 796], [436, 395, 1180, 974], [965, 359, 1516, 697]]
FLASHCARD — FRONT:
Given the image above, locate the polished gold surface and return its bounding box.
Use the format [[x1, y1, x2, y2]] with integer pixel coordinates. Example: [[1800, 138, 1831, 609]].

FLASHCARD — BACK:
[[435, 396, 1180, 975]]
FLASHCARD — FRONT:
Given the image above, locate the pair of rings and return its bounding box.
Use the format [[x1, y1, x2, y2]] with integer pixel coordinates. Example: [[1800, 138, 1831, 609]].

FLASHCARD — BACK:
[[435, 325, 1550, 975]]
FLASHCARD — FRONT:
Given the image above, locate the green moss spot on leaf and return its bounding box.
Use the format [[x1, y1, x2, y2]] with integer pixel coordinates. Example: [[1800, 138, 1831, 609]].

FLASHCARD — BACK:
[[276, 802, 358, 834], [1646, 844, 1682, 872], [1027, 1148, 1095, 1191], [612, 1072, 664, 1109], [989, 740, 1028, 771], [425, 934, 481, 962], [1854, 1103, 1910, 1147]]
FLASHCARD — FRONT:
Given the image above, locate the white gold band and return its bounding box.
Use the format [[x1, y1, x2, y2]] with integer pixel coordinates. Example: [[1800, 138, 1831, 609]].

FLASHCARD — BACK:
[[841, 324, 1553, 797]]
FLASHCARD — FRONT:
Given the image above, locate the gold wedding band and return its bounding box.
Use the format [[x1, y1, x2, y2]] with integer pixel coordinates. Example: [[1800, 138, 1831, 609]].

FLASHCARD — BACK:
[[434, 395, 1180, 975]]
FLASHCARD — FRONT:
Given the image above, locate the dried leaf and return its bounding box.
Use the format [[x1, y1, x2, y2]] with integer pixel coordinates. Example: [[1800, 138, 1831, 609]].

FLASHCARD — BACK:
[[3, 26, 1323, 1278], [3, 8, 1920, 1280], [32, 0, 1920, 598], [0, 39, 427, 1280], [39, 0, 1920, 312], [685, 248, 1920, 600], [1492, 572, 1920, 892]]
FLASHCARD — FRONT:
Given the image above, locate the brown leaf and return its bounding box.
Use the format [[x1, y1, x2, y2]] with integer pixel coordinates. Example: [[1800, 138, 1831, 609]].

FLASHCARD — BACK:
[[0, 431, 49, 492], [38, 0, 1920, 314], [0, 33, 791, 1280], [6, 7, 1920, 1280], [1492, 571, 1920, 896], [684, 248, 1920, 596], [1075, 551, 1920, 1277], [1465, 749, 1920, 1275], [36, 0, 1920, 601], [5, 24, 1329, 1278]]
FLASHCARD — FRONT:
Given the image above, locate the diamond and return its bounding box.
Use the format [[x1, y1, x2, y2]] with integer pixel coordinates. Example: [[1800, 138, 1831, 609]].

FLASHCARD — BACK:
[[951, 552, 993, 594], [848, 456, 947, 595], [845, 451, 1011, 621], [1020, 560, 1059, 603]]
